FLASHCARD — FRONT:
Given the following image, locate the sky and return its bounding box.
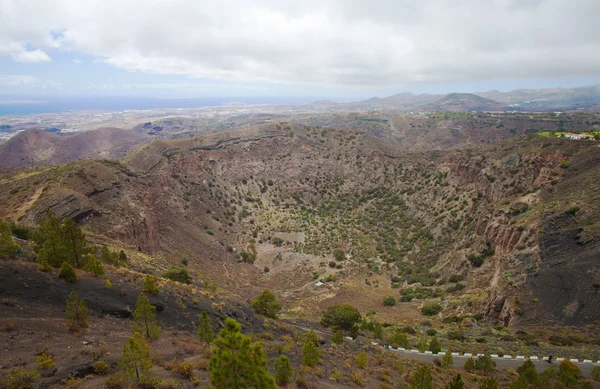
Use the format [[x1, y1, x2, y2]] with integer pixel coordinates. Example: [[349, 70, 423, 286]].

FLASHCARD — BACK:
[[1, 0, 600, 102]]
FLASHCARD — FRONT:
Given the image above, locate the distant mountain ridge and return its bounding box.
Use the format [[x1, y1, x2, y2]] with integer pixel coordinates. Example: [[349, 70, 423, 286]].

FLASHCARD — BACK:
[[329, 84, 600, 112], [0, 127, 148, 167]]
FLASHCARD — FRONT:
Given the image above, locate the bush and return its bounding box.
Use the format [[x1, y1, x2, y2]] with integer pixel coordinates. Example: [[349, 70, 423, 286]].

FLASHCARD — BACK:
[[356, 352, 368, 369], [172, 361, 195, 379], [328, 261, 337, 268], [58, 262, 77, 282], [560, 160, 570, 169], [36, 350, 55, 369], [103, 374, 126, 389], [320, 304, 362, 332], [426, 328, 437, 336], [447, 331, 466, 342], [333, 248, 346, 261], [162, 267, 192, 284], [421, 304, 443, 316], [383, 296, 397, 306], [0, 367, 41, 389], [92, 360, 112, 375]]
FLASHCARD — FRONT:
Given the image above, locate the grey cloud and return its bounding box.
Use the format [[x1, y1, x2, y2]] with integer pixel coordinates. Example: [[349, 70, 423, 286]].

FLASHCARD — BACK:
[[1, 0, 599, 87]]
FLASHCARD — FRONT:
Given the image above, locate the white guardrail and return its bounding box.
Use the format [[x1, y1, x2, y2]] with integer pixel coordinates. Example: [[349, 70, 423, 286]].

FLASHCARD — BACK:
[[369, 343, 600, 365]]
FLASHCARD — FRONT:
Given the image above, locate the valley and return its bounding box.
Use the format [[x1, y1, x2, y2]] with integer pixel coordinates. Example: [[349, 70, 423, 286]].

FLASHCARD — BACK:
[[1, 107, 600, 388]]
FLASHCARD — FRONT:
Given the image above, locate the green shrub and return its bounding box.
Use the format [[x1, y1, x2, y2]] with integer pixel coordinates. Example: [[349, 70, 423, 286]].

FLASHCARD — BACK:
[[421, 304, 443, 316], [92, 360, 112, 375], [356, 352, 368, 369], [426, 328, 437, 336], [162, 267, 192, 284], [383, 297, 397, 306], [0, 367, 41, 389], [58, 262, 77, 282], [560, 160, 570, 169]]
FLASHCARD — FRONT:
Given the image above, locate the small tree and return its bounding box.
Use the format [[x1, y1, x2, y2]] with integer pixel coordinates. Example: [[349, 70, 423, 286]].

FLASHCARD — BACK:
[[133, 293, 160, 339], [0, 219, 19, 257], [118, 249, 127, 261], [65, 291, 88, 328], [119, 332, 152, 383], [61, 218, 90, 268], [479, 377, 499, 389], [392, 330, 409, 348], [333, 248, 346, 261], [209, 317, 275, 389], [34, 211, 70, 267], [464, 357, 475, 372], [445, 374, 464, 389], [442, 349, 454, 367], [274, 355, 293, 386], [251, 289, 282, 319], [373, 322, 383, 340], [58, 262, 77, 283], [320, 304, 362, 333], [475, 354, 496, 374], [142, 275, 159, 295], [356, 352, 368, 369], [301, 331, 319, 367], [429, 337, 441, 354], [559, 359, 581, 387], [512, 359, 539, 388], [332, 330, 344, 345], [197, 311, 214, 344], [410, 364, 433, 389], [383, 296, 397, 306], [84, 255, 104, 277]]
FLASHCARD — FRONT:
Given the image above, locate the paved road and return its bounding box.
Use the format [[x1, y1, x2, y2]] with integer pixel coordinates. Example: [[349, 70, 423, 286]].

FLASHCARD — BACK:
[[290, 323, 598, 377]]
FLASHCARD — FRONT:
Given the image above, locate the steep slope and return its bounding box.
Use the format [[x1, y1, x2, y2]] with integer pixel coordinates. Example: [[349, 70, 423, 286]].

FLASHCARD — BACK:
[[0, 127, 149, 167], [1, 123, 598, 327]]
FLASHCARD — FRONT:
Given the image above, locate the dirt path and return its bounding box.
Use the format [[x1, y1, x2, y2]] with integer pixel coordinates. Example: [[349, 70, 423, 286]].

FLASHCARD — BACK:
[[13, 185, 44, 219], [222, 261, 240, 288]]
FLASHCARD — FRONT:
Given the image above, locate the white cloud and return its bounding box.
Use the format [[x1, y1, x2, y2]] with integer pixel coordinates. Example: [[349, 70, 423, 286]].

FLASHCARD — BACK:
[[12, 48, 51, 63], [73, 59, 82, 64], [0, 74, 60, 88], [1, 0, 599, 87], [88, 83, 115, 90]]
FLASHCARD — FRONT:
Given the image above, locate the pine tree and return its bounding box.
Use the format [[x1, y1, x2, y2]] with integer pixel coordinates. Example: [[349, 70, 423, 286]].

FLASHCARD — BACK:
[[429, 337, 441, 354], [84, 255, 104, 277], [274, 355, 293, 386], [118, 249, 127, 261], [142, 275, 159, 295], [58, 262, 77, 283], [373, 322, 383, 340], [60, 218, 89, 268], [332, 330, 344, 345], [251, 289, 282, 319], [445, 374, 464, 389], [197, 311, 214, 344], [209, 317, 275, 389], [34, 211, 70, 267], [442, 349, 454, 367], [475, 354, 496, 374], [0, 219, 19, 257], [301, 331, 319, 367], [464, 357, 476, 372], [133, 293, 160, 339], [512, 359, 539, 388], [409, 365, 433, 389], [100, 246, 118, 265], [119, 332, 152, 383], [65, 291, 88, 328]]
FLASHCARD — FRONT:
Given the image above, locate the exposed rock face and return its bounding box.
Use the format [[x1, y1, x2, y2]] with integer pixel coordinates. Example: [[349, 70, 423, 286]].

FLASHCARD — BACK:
[[522, 212, 600, 325]]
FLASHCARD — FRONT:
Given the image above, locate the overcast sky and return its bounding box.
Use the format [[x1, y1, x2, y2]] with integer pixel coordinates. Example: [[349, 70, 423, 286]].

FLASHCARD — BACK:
[[1, 0, 600, 100]]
